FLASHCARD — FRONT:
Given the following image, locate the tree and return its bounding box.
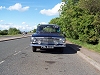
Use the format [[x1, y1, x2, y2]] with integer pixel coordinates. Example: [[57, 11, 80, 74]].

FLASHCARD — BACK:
[[78, 0, 100, 44], [49, 0, 100, 44], [8, 28, 21, 35], [33, 29, 36, 33], [78, 0, 100, 15], [49, 17, 60, 25], [0, 30, 8, 35]]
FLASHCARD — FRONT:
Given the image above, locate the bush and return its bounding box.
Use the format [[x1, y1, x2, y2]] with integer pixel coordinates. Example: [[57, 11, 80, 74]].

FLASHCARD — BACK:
[[49, 0, 100, 45], [0, 30, 8, 35], [8, 28, 21, 35]]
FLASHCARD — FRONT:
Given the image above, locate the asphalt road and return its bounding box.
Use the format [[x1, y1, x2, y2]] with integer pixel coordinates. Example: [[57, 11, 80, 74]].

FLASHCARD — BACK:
[[0, 37, 100, 75]]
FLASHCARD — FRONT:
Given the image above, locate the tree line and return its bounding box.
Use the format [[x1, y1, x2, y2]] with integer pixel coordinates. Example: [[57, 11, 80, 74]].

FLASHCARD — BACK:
[[49, 0, 100, 45], [0, 28, 21, 35]]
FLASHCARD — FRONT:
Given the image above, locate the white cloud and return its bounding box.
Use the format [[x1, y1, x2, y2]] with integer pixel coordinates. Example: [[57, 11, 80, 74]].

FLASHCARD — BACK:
[[0, 6, 5, 10], [0, 23, 37, 31], [40, 2, 65, 16], [15, 24, 37, 31], [22, 22, 26, 24], [0, 21, 49, 31], [40, 22, 47, 24], [7, 3, 29, 12], [0, 23, 12, 30]]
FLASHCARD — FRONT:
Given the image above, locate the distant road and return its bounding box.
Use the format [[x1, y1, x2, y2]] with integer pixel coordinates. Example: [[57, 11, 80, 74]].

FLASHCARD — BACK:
[[0, 33, 32, 42], [0, 37, 100, 75]]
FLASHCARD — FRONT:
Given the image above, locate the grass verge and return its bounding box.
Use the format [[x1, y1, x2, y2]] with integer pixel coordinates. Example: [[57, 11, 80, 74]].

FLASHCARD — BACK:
[[67, 38, 100, 54]]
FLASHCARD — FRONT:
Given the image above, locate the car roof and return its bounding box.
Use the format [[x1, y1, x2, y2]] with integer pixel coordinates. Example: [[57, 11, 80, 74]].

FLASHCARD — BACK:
[[37, 24, 59, 26]]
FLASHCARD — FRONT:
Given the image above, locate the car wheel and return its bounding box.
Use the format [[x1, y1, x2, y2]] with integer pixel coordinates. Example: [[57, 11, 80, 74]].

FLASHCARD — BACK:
[[32, 47, 36, 52]]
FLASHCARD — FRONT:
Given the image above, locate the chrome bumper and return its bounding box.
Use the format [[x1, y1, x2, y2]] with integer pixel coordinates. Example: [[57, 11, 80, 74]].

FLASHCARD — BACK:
[[30, 44, 66, 48]]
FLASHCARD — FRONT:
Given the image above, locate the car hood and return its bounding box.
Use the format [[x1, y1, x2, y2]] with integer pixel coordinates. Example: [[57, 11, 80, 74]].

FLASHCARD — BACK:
[[32, 32, 64, 38]]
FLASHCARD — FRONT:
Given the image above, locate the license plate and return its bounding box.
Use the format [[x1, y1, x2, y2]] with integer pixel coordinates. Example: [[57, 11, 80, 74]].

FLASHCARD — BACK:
[[41, 46, 54, 49]]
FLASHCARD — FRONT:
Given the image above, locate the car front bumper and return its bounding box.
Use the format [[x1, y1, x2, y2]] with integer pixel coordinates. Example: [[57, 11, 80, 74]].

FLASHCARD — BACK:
[[30, 44, 66, 49]]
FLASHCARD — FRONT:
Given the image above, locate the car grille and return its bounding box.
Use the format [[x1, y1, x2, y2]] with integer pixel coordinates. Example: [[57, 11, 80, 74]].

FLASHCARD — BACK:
[[37, 37, 59, 45]]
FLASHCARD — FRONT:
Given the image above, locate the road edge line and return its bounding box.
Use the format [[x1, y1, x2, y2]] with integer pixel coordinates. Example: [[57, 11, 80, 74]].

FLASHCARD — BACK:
[[77, 51, 100, 71], [67, 44, 100, 71]]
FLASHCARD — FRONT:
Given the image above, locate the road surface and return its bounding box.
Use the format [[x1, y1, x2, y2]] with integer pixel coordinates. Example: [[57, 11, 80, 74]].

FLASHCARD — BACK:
[[0, 37, 100, 75]]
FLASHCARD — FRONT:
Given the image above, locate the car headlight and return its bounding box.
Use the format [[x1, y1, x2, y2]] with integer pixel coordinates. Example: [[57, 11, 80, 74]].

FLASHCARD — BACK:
[[59, 38, 66, 43], [31, 37, 37, 43]]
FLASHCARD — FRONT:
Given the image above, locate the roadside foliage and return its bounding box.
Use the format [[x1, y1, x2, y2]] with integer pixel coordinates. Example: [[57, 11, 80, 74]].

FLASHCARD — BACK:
[[8, 28, 21, 35], [0, 28, 21, 35], [0, 30, 8, 35], [49, 0, 100, 45]]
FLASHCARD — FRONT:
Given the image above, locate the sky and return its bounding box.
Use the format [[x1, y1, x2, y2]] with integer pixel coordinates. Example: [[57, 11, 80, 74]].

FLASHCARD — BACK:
[[0, 0, 64, 32]]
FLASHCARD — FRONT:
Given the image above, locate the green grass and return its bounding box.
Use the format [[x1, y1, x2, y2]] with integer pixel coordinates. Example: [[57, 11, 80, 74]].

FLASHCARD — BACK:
[[67, 38, 100, 54]]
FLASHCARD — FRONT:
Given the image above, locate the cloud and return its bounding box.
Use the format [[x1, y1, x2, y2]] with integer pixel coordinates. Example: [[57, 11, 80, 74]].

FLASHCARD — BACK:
[[15, 25, 37, 31], [0, 6, 5, 10], [40, 22, 47, 24], [0, 23, 37, 31], [40, 2, 65, 16], [7, 3, 29, 12], [0, 21, 48, 31], [0, 23, 12, 30], [22, 22, 26, 24]]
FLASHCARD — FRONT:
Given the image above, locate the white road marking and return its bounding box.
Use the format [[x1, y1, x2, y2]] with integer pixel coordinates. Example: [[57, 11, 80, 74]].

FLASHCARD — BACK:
[[0, 51, 21, 65], [14, 51, 21, 55], [0, 60, 5, 64], [13, 46, 29, 56], [77, 51, 100, 71], [0, 46, 29, 65]]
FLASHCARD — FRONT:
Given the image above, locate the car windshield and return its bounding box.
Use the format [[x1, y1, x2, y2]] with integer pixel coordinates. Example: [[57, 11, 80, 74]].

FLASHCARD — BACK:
[[37, 25, 60, 33]]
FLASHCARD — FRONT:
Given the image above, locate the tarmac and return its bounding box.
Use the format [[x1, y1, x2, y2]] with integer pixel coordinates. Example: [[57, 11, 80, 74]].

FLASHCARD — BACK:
[[0, 35, 100, 71], [66, 41, 100, 72], [0, 35, 31, 42]]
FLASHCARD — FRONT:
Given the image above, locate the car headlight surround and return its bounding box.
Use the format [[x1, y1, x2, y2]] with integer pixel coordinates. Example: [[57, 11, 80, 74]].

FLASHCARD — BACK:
[[59, 38, 66, 43], [31, 37, 37, 43]]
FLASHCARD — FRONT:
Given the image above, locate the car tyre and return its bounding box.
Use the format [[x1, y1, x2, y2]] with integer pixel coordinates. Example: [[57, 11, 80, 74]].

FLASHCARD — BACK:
[[32, 47, 36, 52]]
